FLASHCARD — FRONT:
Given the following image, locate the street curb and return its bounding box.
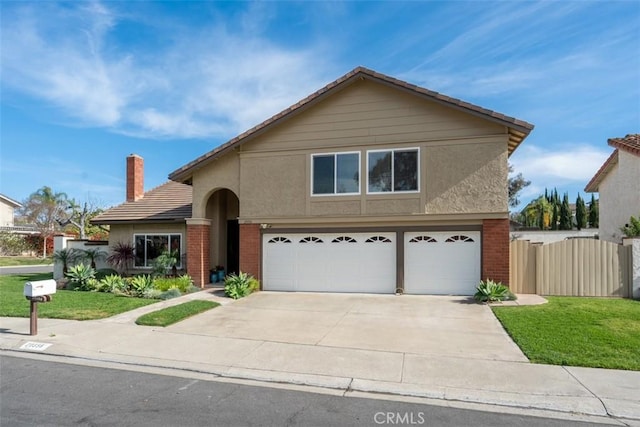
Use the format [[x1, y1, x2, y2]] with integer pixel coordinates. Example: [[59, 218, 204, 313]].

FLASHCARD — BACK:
[[2, 347, 636, 423]]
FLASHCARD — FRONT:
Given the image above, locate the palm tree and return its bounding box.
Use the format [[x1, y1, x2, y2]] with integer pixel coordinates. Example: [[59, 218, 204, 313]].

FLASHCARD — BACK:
[[522, 196, 553, 230], [52, 248, 78, 276], [21, 186, 69, 258], [80, 248, 107, 269]]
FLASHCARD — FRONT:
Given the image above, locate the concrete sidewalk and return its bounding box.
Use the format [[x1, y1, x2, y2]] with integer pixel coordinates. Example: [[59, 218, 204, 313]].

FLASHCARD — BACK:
[[1, 290, 638, 424]]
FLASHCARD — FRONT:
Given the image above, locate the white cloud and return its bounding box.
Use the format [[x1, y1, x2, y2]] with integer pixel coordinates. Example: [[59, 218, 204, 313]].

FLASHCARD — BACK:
[[1, 2, 126, 126], [511, 144, 610, 182], [0, 2, 333, 139]]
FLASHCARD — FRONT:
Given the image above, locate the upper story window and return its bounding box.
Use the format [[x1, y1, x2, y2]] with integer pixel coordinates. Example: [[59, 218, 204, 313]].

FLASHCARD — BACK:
[[312, 152, 360, 195], [367, 148, 419, 193], [134, 233, 182, 268]]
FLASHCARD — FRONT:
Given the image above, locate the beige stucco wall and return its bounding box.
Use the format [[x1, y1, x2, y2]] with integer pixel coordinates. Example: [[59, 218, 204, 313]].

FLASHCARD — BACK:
[[191, 79, 511, 225], [424, 140, 508, 214], [191, 152, 240, 218], [0, 201, 15, 226], [599, 151, 640, 243]]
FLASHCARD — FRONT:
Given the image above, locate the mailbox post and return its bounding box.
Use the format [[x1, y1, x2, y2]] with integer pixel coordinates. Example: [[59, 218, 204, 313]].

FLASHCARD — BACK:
[[24, 279, 56, 336]]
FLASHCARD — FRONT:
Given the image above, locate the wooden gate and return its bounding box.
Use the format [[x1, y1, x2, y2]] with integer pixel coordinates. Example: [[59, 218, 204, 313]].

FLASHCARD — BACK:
[[510, 239, 632, 297]]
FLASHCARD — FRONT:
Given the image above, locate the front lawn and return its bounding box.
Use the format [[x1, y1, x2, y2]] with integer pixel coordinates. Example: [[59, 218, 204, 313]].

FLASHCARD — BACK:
[[0, 256, 53, 266], [135, 300, 219, 327], [492, 297, 640, 371], [0, 273, 156, 320]]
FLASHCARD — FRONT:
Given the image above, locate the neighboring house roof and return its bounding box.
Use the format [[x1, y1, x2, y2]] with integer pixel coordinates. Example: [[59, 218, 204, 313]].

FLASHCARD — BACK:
[[608, 133, 640, 156], [169, 66, 534, 183], [0, 194, 22, 208], [585, 134, 639, 192], [91, 181, 192, 224]]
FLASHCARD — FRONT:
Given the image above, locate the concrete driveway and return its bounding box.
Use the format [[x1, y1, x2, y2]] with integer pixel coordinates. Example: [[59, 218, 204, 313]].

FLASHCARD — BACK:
[[169, 291, 527, 363]]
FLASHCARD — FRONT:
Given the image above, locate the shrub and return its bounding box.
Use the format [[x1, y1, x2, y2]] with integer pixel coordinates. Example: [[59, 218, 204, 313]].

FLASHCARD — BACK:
[[97, 274, 126, 293], [80, 248, 107, 269], [474, 279, 516, 303], [224, 272, 259, 299], [150, 251, 179, 277], [129, 275, 154, 298], [0, 232, 30, 255], [186, 284, 200, 294], [96, 268, 119, 281], [159, 288, 182, 300], [66, 263, 97, 291], [621, 214, 640, 238], [143, 288, 163, 299], [107, 242, 135, 275], [153, 274, 193, 293], [53, 248, 80, 275]]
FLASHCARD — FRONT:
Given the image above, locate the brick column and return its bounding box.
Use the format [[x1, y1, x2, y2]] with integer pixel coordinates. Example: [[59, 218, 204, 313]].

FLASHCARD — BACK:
[[482, 219, 510, 286], [186, 218, 211, 288], [239, 223, 261, 281]]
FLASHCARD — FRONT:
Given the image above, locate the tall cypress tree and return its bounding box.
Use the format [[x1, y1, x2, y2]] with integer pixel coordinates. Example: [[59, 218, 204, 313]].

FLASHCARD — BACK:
[[575, 194, 587, 230], [551, 203, 559, 230], [538, 204, 545, 230], [589, 194, 599, 228], [559, 193, 572, 230]]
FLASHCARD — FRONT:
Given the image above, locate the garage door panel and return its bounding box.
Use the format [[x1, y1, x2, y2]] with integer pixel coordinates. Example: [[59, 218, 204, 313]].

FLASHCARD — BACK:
[[263, 232, 395, 293], [404, 231, 480, 295], [262, 237, 296, 291]]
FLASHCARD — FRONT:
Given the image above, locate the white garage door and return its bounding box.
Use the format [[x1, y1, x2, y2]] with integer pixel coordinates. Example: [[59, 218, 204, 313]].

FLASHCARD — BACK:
[[404, 231, 481, 295], [263, 232, 396, 293]]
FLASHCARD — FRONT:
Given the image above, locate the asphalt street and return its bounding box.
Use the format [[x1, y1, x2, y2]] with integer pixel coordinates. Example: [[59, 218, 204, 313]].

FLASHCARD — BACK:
[[1, 355, 605, 427], [0, 265, 53, 275]]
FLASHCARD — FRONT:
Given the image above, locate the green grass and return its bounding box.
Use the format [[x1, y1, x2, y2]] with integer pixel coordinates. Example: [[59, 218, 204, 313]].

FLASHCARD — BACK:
[[492, 297, 640, 371], [0, 256, 53, 266], [136, 300, 219, 327], [0, 273, 156, 320]]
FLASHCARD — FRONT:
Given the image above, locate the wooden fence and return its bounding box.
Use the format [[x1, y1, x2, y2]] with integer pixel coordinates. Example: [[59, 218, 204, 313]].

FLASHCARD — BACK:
[[510, 239, 632, 297]]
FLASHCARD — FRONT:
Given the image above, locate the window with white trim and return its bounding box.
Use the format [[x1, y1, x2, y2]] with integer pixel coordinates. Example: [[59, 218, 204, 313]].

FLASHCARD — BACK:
[[367, 148, 419, 193], [134, 234, 182, 268], [312, 152, 360, 195]]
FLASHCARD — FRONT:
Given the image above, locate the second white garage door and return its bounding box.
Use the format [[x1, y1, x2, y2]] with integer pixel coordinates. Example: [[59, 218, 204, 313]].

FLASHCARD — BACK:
[[263, 232, 396, 293], [404, 231, 481, 295]]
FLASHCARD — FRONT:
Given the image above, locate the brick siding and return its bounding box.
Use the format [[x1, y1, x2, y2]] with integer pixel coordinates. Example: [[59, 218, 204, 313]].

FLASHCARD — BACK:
[[482, 219, 510, 286], [187, 223, 210, 287], [239, 223, 261, 281], [126, 155, 144, 202]]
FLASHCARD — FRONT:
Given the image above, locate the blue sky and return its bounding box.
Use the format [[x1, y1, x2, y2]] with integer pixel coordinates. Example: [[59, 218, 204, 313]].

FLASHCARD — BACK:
[[1, 1, 638, 210]]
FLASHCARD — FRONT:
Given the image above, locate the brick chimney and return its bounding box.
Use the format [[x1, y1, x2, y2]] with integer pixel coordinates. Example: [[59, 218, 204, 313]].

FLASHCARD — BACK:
[[126, 154, 144, 202]]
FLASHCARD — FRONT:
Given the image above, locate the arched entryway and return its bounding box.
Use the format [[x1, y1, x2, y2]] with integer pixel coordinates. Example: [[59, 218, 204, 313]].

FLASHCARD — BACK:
[[205, 189, 240, 277]]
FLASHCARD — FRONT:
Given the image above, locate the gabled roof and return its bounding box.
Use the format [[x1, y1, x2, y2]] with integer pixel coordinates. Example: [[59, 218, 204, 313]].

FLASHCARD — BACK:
[[91, 181, 192, 225], [0, 194, 22, 208], [585, 150, 618, 192], [585, 134, 639, 192], [169, 66, 534, 182], [608, 133, 640, 156]]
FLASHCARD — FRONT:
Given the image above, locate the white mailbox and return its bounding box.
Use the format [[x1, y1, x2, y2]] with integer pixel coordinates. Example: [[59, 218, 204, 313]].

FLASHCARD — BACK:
[[24, 279, 57, 298]]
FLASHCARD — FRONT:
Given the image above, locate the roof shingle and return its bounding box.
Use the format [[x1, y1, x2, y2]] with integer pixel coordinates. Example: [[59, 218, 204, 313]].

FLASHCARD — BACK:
[[608, 134, 640, 156], [92, 181, 192, 224], [584, 134, 639, 193]]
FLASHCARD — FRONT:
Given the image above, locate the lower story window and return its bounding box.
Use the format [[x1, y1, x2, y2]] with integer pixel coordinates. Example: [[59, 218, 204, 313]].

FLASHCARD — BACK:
[[134, 234, 182, 268]]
